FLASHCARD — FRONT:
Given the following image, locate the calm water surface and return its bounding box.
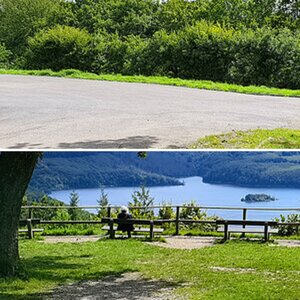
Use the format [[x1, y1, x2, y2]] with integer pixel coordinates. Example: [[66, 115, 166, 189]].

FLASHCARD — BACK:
[[51, 177, 300, 220]]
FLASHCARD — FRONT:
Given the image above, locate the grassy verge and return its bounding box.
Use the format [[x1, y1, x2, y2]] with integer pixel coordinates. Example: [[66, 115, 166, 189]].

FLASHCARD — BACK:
[[0, 239, 299, 300], [1, 68, 300, 97], [191, 128, 300, 149]]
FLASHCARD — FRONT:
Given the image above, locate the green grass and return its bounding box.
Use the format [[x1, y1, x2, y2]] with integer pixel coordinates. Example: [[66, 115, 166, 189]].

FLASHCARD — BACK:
[[0, 239, 299, 299], [2, 68, 300, 97], [191, 128, 300, 149]]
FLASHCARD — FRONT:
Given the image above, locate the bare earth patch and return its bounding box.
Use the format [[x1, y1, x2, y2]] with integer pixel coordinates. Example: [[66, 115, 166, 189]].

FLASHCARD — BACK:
[[40, 235, 101, 243], [210, 266, 256, 273], [148, 236, 217, 249], [274, 239, 300, 247], [44, 272, 184, 300]]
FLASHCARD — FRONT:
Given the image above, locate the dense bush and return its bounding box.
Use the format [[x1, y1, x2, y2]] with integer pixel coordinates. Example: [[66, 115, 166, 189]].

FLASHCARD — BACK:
[[25, 25, 93, 71], [274, 214, 300, 236], [0, 43, 10, 68], [227, 28, 300, 89]]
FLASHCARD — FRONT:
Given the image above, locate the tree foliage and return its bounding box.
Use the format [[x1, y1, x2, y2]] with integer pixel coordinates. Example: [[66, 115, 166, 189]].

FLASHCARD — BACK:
[[128, 186, 154, 218], [3, 0, 300, 88]]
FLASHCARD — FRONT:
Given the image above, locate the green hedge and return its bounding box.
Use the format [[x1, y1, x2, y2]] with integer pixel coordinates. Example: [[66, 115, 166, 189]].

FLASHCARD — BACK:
[[87, 22, 300, 89], [24, 21, 300, 89], [25, 25, 93, 71]]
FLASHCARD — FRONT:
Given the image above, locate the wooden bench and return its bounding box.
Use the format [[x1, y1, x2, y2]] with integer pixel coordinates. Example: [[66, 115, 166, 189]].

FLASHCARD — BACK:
[[18, 228, 44, 238], [102, 218, 164, 240], [216, 220, 278, 242]]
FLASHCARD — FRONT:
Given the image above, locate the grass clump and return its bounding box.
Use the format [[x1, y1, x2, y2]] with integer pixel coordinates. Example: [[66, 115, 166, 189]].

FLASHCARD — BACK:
[[2, 69, 300, 97], [191, 128, 300, 149]]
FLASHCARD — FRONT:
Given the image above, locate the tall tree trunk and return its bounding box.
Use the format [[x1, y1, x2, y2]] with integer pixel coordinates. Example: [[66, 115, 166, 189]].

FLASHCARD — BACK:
[[0, 152, 40, 277]]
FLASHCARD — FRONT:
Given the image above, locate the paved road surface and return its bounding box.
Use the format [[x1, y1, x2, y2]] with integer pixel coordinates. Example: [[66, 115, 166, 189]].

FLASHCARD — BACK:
[[1, 75, 300, 149]]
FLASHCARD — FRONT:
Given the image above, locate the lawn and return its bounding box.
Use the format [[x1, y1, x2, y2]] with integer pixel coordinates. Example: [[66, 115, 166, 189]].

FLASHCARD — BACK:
[[191, 128, 300, 149], [2, 69, 300, 98], [0, 239, 299, 300]]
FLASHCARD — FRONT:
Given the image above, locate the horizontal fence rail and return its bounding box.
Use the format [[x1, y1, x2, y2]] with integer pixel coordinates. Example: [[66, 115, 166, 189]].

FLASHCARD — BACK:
[[21, 205, 300, 211]]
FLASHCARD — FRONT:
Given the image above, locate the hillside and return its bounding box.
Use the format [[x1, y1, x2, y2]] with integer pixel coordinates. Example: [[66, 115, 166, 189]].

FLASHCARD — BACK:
[[29, 152, 300, 193]]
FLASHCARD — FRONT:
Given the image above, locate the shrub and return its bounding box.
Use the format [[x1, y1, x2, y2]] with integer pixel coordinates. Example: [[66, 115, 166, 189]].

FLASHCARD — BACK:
[[274, 214, 300, 236], [158, 201, 175, 220], [227, 28, 299, 88], [0, 43, 10, 68], [180, 200, 218, 232], [26, 25, 93, 71], [91, 33, 128, 73]]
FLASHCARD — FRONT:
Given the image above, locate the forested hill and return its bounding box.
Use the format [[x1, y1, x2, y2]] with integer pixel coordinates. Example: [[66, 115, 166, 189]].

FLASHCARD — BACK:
[[29, 152, 300, 193]]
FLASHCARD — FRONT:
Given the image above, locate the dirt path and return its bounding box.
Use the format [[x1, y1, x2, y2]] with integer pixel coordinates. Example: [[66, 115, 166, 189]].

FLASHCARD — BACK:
[[149, 236, 217, 249], [40, 235, 300, 248]]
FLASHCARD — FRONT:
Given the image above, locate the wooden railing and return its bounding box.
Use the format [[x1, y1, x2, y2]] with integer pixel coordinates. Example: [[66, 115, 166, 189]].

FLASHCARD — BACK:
[[19, 205, 300, 239]]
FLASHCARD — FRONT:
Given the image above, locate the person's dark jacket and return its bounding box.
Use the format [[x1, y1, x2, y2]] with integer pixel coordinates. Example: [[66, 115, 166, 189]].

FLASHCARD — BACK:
[[117, 212, 134, 232]]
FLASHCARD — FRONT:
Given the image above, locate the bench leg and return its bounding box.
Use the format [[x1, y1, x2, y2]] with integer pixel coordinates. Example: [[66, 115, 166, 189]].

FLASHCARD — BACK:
[[224, 222, 228, 241], [264, 224, 268, 242], [149, 221, 154, 241], [109, 219, 114, 239]]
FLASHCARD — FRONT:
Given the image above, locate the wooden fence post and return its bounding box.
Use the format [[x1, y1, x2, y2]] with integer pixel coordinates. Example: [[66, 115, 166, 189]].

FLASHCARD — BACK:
[[175, 206, 180, 235], [241, 208, 247, 237], [109, 218, 114, 239], [224, 221, 228, 241], [28, 207, 33, 219], [264, 222, 269, 242], [149, 221, 154, 241], [107, 207, 111, 218], [27, 219, 33, 239]]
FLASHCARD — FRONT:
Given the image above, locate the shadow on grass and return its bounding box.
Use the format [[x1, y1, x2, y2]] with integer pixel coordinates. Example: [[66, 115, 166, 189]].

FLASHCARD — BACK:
[[1, 271, 178, 300]]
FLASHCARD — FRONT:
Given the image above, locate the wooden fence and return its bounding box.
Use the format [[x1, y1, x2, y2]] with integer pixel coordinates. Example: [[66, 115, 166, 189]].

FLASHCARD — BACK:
[[19, 205, 300, 239]]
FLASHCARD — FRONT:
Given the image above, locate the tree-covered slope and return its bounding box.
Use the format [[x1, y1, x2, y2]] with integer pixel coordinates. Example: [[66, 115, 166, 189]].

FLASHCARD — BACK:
[[29, 152, 300, 193]]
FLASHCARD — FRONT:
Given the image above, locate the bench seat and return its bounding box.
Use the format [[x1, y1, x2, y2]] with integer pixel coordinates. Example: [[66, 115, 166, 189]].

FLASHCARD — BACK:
[[102, 226, 164, 233], [18, 228, 44, 238], [217, 227, 278, 234]]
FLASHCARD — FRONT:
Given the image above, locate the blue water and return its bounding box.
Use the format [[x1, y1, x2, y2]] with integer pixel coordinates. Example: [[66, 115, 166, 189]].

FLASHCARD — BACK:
[[50, 177, 300, 220]]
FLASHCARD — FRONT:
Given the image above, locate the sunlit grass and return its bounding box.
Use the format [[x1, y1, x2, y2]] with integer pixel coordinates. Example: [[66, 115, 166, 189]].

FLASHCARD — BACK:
[[2, 68, 300, 97], [191, 128, 300, 149], [0, 239, 299, 299]]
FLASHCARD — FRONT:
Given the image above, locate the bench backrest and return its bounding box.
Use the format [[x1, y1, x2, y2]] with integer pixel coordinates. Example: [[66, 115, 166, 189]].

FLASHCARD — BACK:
[[102, 217, 162, 226], [216, 220, 278, 226], [19, 218, 41, 226]]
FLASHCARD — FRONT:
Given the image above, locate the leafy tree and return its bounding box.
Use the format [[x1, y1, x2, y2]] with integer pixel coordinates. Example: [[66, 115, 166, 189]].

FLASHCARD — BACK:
[[75, 0, 161, 37], [97, 187, 109, 218], [128, 186, 154, 218], [68, 190, 80, 220], [0, 0, 72, 54], [0, 152, 40, 277]]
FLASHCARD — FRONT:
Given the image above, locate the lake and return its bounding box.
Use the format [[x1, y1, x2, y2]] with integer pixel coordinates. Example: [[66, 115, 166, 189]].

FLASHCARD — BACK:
[[50, 177, 300, 220]]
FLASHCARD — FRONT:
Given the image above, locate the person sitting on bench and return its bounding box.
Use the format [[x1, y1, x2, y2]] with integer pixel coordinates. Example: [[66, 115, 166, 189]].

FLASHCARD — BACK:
[[117, 206, 134, 238]]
